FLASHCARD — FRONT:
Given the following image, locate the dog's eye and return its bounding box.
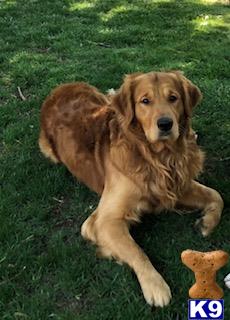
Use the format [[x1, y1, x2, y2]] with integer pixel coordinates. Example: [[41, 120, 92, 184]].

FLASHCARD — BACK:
[[168, 95, 178, 102], [141, 98, 150, 104]]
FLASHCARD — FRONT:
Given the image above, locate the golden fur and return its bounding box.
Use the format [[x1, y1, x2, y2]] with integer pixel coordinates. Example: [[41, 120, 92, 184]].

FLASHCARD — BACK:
[[39, 71, 223, 307]]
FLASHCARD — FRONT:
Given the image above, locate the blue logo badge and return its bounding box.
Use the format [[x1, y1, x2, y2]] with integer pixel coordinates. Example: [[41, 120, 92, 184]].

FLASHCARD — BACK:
[[188, 299, 224, 320]]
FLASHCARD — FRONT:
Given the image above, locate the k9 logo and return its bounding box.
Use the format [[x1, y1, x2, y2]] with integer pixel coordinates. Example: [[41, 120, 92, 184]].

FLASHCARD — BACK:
[[188, 299, 224, 320]]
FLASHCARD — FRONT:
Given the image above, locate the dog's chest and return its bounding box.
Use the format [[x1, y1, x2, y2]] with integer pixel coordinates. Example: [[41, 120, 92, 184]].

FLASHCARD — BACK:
[[141, 155, 190, 209]]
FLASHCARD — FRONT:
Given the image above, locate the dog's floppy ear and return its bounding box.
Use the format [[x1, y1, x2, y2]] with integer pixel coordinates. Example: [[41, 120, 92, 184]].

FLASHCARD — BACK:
[[112, 73, 142, 127], [173, 71, 202, 115], [182, 75, 202, 115], [172, 71, 202, 137]]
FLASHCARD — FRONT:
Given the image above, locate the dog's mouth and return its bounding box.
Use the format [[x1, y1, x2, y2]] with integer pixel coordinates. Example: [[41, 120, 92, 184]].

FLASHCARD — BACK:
[[157, 125, 180, 143], [159, 131, 172, 139], [144, 125, 179, 146]]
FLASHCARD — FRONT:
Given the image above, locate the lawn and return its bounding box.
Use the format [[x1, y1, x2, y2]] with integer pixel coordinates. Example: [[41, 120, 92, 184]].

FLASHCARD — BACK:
[[0, 0, 230, 319]]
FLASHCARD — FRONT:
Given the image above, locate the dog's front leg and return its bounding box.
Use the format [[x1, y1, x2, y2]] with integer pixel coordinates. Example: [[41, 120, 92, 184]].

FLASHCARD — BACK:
[[93, 206, 171, 307], [81, 165, 171, 306], [178, 181, 224, 236]]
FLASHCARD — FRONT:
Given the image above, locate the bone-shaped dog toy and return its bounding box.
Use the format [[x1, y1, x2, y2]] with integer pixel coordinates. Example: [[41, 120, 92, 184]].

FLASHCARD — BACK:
[[181, 250, 229, 299]]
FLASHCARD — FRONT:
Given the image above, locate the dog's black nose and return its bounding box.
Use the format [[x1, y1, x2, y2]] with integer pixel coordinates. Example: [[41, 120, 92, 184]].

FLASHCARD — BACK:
[[157, 117, 173, 132]]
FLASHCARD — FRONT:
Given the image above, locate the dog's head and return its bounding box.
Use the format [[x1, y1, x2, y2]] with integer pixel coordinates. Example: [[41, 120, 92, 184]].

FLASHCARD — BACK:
[[113, 71, 202, 146]]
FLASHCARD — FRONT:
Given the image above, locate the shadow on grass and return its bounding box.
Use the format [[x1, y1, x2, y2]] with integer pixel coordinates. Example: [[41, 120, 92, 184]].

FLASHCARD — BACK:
[[1, 0, 229, 85]]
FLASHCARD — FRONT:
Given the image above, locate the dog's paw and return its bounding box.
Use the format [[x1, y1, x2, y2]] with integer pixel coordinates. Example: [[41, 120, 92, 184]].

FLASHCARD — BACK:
[[195, 214, 218, 237], [140, 273, 172, 307]]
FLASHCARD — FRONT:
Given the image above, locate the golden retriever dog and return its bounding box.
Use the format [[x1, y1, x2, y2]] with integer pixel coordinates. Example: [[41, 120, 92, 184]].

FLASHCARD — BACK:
[[39, 71, 223, 307]]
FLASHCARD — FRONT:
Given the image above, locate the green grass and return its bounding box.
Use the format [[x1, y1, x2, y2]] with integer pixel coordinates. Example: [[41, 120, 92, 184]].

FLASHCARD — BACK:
[[0, 0, 230, 319]]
